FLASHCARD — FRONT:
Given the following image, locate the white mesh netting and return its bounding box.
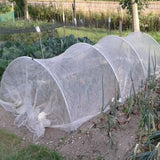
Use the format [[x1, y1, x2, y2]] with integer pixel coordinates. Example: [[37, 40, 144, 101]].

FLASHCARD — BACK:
[[0, 32, 160, 138]]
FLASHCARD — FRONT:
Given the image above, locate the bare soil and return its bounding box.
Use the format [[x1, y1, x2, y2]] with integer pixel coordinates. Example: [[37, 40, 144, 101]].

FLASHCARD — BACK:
[[0, 105, 140, 160]]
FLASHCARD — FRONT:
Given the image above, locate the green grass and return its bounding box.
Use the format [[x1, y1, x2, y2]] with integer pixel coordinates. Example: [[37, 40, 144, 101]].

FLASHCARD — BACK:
[[148, 31, 160, 44], [0, 129, 62, 160], [0, 20, 49, 29], [57, 26, 130, 43], [57, 26, 160, 44], [5, 144, 62, 160], [0, 129, 22, 160]]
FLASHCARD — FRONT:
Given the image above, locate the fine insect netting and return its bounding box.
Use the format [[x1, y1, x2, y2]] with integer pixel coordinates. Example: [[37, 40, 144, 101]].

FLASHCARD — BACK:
[[95, 35, 145, 99], [125, 32, 160, 76], [0, 32, 160, 138]]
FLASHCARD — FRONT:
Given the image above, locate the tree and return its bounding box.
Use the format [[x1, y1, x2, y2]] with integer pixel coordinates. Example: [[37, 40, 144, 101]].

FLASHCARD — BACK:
[[120, 0, 149, 32], [131, 0, 140, 32], [9, 0, 29, 19], [24, 0, 29, 20]]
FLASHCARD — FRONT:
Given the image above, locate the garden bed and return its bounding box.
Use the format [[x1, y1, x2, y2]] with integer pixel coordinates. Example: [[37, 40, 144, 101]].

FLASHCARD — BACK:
[[0, 75, 160, 159]]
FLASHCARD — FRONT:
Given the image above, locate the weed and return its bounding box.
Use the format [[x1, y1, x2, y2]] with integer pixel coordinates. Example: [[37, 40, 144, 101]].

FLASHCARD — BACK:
[[77, 129, 82, 134], [59, 136, 66, 141], [96, 155, 104, 160]]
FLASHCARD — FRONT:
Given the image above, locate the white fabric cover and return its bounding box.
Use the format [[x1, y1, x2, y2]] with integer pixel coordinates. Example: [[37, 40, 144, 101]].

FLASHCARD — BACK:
[[0, 32, 160, 138]]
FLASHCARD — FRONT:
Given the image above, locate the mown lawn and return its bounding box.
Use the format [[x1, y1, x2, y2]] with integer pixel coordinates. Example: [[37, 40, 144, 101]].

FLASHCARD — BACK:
[[57, 26, 160, 44]]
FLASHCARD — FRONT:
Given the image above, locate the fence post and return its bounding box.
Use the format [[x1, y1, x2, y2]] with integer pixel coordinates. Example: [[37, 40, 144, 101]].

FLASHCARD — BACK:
[[159, 17, 160, 31], [72, 0, 77, 38], [119, 20, 122, 37], [63, 5, 66, 36], [108, 17, 111, 34]]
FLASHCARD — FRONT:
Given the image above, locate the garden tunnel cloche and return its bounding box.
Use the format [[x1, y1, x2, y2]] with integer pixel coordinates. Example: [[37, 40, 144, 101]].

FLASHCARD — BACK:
[[0, 32, 160, 138]]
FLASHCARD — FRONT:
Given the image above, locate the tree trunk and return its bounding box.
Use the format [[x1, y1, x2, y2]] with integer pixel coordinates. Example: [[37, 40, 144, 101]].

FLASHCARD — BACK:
[[131, 0, 140, 32], [24, 0, 29, 20], [72, 0, 76, 19]]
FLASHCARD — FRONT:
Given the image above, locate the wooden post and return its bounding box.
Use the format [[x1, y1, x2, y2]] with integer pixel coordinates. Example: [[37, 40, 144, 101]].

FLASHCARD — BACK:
[[72, 0, 77, 38], [72, 0, 76, 21], [24, 0, 29, 20], [159, 17, 160, 31], [108, 17, 111, 34], [131, 0, 140, 32], [63, 6, 66, 36], [119, 20, 122, 37]]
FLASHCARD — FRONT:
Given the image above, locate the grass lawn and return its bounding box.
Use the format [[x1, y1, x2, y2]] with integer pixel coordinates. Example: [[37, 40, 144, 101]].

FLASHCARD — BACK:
[[0, 129, 62, 160], [57, 26, 160, 44]]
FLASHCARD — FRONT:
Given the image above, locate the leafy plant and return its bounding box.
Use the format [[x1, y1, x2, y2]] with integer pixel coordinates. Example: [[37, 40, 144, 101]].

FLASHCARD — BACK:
[[0, 35, 93, 80], [0, 41, 27, 80], [0, 41, 26, 60], [28, 34, 93, 58]]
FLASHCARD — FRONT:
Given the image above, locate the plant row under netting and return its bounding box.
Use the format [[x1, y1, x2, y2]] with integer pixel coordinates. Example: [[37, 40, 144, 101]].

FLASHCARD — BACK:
[[0, 32, 160, 138]]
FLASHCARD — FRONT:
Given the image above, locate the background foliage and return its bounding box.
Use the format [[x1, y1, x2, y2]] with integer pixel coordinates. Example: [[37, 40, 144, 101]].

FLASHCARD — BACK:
[[0, 3, 12, 14], [120, 0, 149, 14]]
